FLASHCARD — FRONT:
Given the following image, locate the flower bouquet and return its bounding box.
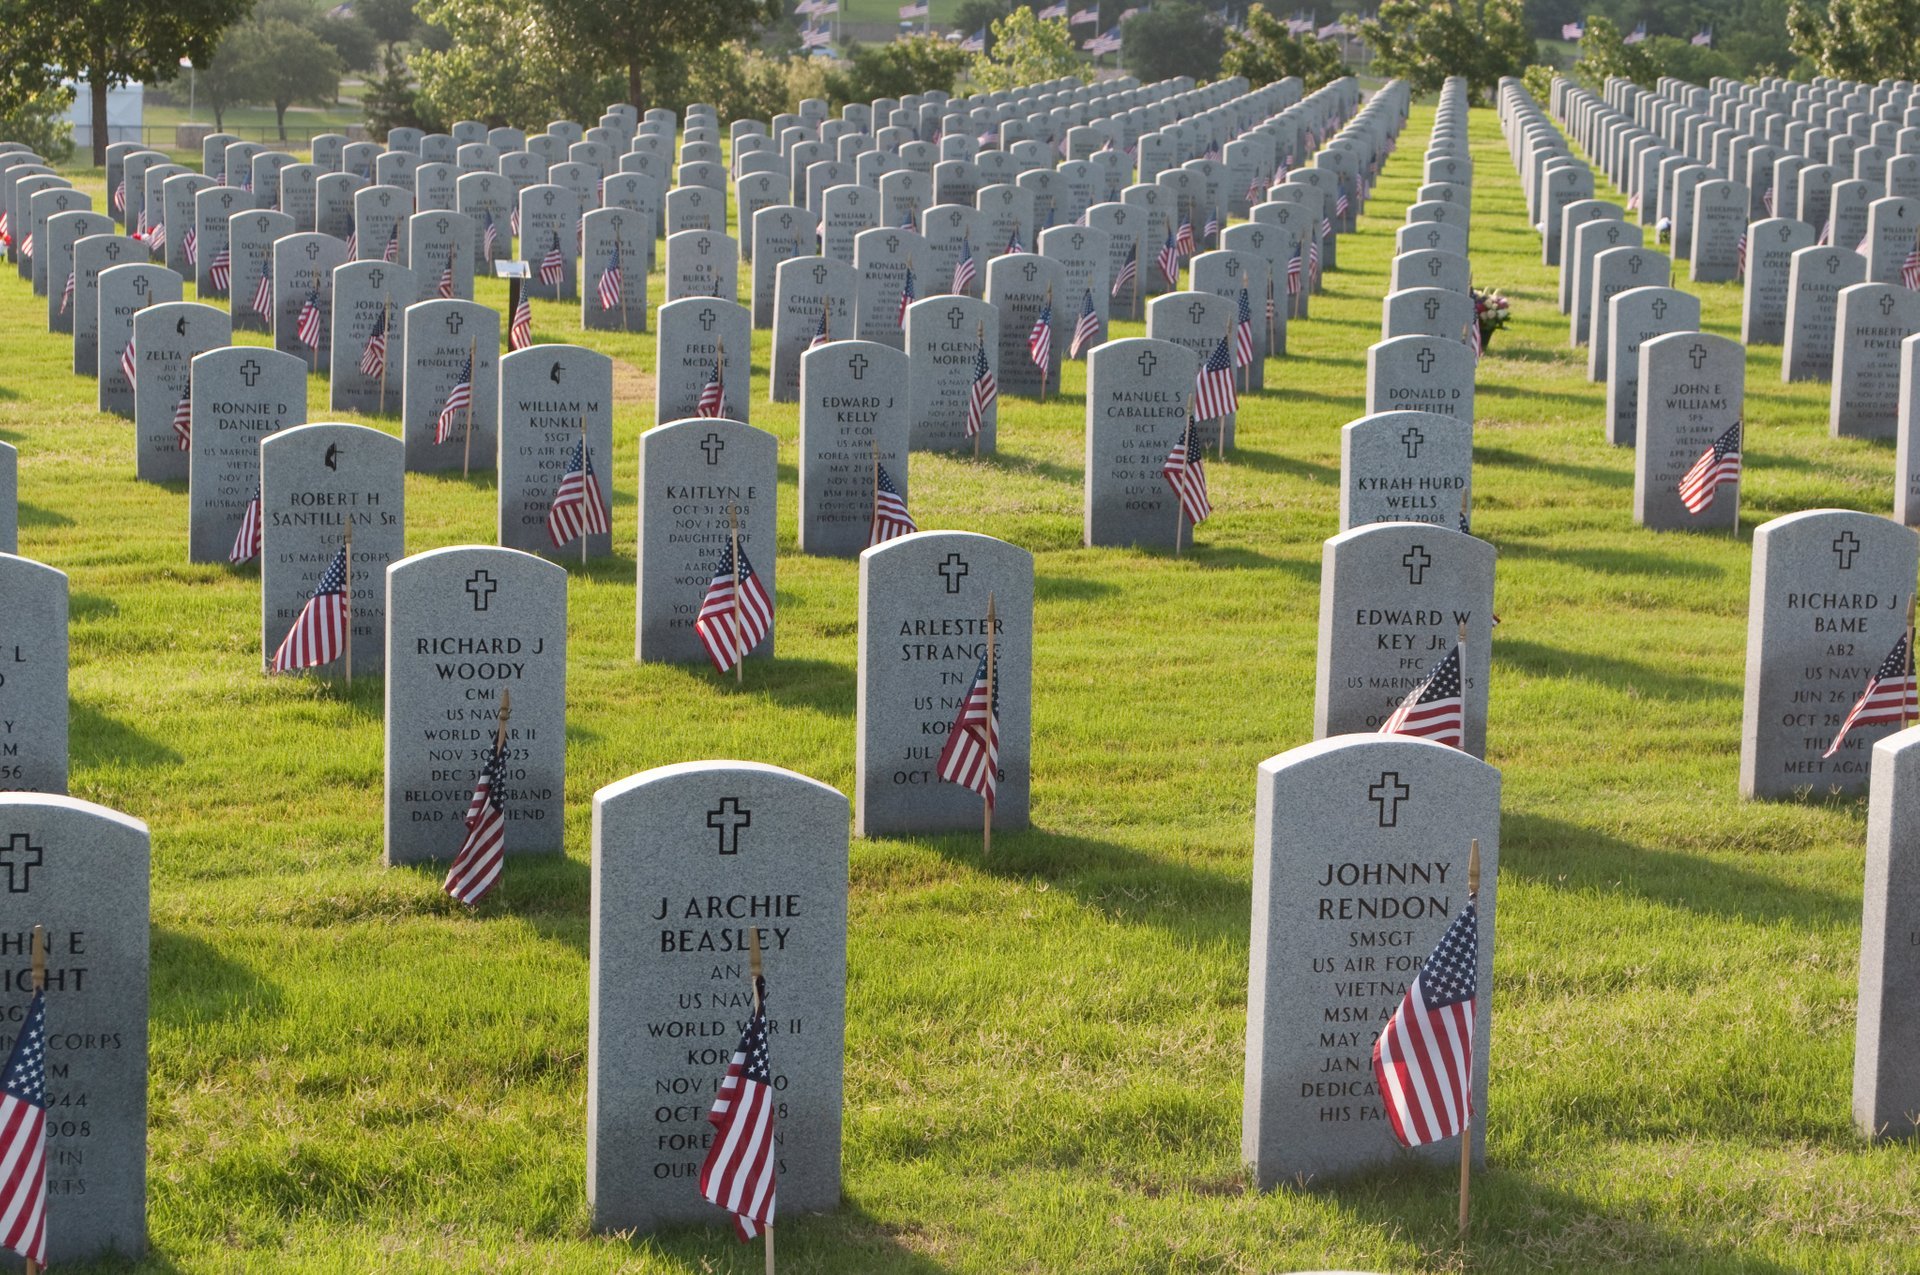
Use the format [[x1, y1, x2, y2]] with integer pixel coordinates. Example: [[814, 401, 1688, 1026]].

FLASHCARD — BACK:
[[1472, 287, 1511, 351]]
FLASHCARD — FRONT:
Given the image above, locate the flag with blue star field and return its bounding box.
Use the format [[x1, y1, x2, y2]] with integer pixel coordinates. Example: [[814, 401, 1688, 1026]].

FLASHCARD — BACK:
[[1823, 630, 1917, 758], [695, 540, 774, 674], [869, 462, 918, 546], [546, 435, 611, 548], [699, 976, 778, 1240], [1194, 332, 1237, 421], [1380, 639, 1465, 749], [434, 353, 474, 445], [444, 729, 509, 906], [0, 986, 46, 1265], [937, 653, 1000, 806], [269, 546, 349, 673], [1372, 891, 1479, 1148], [1677, 420, 1740, 514]]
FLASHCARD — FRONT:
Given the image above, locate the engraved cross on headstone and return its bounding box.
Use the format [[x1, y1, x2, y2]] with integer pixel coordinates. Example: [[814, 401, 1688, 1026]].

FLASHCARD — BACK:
[[240, 358, 261, 386], [1423, 296, 1441, 320], [0, 835, 40, 893], [946, 305, 967, 329], [1688, 341, 1708, 369], [445, 310, 465, 335], [1401, 426, 1425, 458], [848, 353, 869, 379], [1403, 545, 1432, 584], [700, 432, 725, 465], [466, 569, 498, 609], [938, 552, 969, 593], [1369, 772, 1411, 828], [1834, 531, 1861, 568], [707, 798, 751, 854], [1416, 347, 1436, 373]]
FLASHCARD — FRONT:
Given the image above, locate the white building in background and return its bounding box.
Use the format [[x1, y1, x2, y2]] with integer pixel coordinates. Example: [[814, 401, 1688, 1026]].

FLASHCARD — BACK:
[[64, 81, 146, 149]]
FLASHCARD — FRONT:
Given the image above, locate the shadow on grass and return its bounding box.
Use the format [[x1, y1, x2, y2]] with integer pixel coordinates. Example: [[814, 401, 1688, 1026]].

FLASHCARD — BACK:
[[1500, 811, 1854, 929], [698, 655, 858, 719], [626, 1202, 961, 1273], [1232, 448, 1340, 484], [1494, 635, 1736, 701], [1494, 539, 1727, 581], [152, 925, 285, 1027], [71, 591, 120, 622], [1036, 571, 1120, 602], [72, 698, 185, 768], [18, 501, 72, 528], [1473, 444, 1630, 490]]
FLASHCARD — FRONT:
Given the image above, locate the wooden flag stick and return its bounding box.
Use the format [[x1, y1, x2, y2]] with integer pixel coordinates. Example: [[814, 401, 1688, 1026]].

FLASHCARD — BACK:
[[461, 336, 477, 478], [377, 298, 390, 415], [983, 591, 996, 859], [494, 687, 512, 754], [1459, 836, 1481, 1237], [343, 519, 354, 689], [729, 503, 744, 685]]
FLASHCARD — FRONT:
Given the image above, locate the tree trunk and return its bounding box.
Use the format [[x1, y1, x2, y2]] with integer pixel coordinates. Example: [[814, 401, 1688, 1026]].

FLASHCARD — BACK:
[[214, 102, 224, 131], [276, 102, 288, 141], [627, 61, 645, 119], [91, 77, 109, 168]]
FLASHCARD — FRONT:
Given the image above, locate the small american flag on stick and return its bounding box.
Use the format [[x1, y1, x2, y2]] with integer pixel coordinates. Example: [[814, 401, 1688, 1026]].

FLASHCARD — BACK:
[[1069, 288, 1099, 359], [443, 692, 511, 906], [269, 545, 348, 673], [545, 432, 611, 548], [509, 292, 533, 351], [697, 350, 728, 418], [936, 597, 1001, 835], [1233, 283, 1254, 368], [0, 972, 47, 1269], [230, 493, 262, 563], [1158, 223, 1180, 288], [1027, 292, 1052, 383], [172, 391, 192, 451], [1380, 630, 1466, 749], [698, 932, 777, 1242], [59, 270, 74, 315], [251, 258, 274, 320], [896, 264, 916, 325], [1112, 244, 1137, 297], [1823, 625, 1918, 758], [809, 298, 833, 348], [434, 351, 475, 445], [360, 305, 388, 378], [296, 289, 325, 350], [119, 332, 138, 391], [437, 247, 458, 299], [869, 460, 918, 546], [383, 222, 399, 263], [1904, 231, 1920, 291], [952, 236, 977, 294], [1162, 412, 1211, 533], [1677, 420, 1741, 514], [209, 247, 231, 293], [539, 232, 565, 289], [596, 245, 623, 312], [1194, 332, 1237, 423], [695, 535, 774, 676], [965, 326, 996, 442]]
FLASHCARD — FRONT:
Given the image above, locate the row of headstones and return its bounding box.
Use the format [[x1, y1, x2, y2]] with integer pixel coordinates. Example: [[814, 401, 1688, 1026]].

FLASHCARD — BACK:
[[1379, 79, 1478, 358]]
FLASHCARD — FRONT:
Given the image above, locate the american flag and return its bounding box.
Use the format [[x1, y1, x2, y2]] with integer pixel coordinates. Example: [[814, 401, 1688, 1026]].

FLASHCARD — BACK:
[[966, 336, 996, 438], [1372, 887, 1478, 1147], [183, 226, 198, 266], [952, 236, 977, 293], [1735, 231, 1747, 280], [1113, 244, 1137, 296], [296, 288, 324, 349], [897, 264, 917, 325], [1677, 420, 1741, 514], [252, 258, 274, 319], [1247, 170, 1266, 204], [59, 270, 73, 315], [1233, 285, 1254, 367], [936, 652, 999, 805], [695, 541, 774, 674], [697, 975, 777, 1241], [1287, 244, 1302, 294], [869, 462, 917, 545], [1904, 232, 1920, 290], [443, 729, 508, 906], [546, 435, 611, 546], [1824, 631, 1918, 758], [172, 391, 192, 450], [0, 987, 47, 1267], [596, 246, 623, 312], [1027, 298, 1052, 376], [146, 220, 165, 254], [1320, 214, 1333, 242], [1465, 316, 1483, 362], [1818, 217, 1831, 246], [1069, 288, 1099, 358], [1627, 190, 1642, 212], [383, 221, 399, 262], [1380, 639, 1465, 748], [1762, 188, 1775, 216], [1335, 189, 1350, 218], [1005, 226, 1024, 255], [509, 294, 533, 350], [434, 353, 474, 444], [1175, 216, 1195, 255], [113, 176, 126, 212], [1162, 414, 1210, 525], [482, 212, 498, 260], [1204, 207, 1220, 242], [230, 494, 262, 563], [510, 207, 521, 238], [1308, 235, 1320, 285], [539, 232, 565, 288], [1194, 333, 1237, 420], [270, 545, 348, 672], [1158, 225, 1180, 287], [809, 300, 832, 348], [119, 332, 138, 389], [360, 306, 388, 377], [696, 357, 728, 417], [209, 247, 231, 293], [437, 247, 457, 299]]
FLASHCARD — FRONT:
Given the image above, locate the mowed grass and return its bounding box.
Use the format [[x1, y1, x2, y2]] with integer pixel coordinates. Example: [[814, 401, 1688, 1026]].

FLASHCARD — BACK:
[[13, 101, 1920, 1273]]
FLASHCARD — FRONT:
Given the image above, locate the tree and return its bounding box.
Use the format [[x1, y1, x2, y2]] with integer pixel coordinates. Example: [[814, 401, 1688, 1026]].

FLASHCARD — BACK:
[[1222, 3, 1347, 88], [1359, 0, 1533, 99], [825, 34, 969, 105], [359, 0, 420, 54], [413, 0, 616, 127], [198, 21, 272, 130], [524, 0, 774, 120], [1121, 1, 1227, 82], [970, 7, 1084, 90], [1788, 0, 1920, 80], [952, 0, 1010, 51], [255, 18, 342, 138], [1570, 14, 1654, 84], [3, 0, 257, 165]]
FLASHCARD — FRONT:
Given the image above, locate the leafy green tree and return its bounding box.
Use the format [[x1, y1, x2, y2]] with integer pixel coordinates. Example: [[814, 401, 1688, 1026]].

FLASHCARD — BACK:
[[363, 46, 435, 133], [257, 17, 343, 138], [1570, 14, 1653, 84], [359, 0, 420, 53], [1787, 0, 1920, 79], [1121, 0, 1228, 82], [0, 0, 256, 164], [523, 0, 775, 119], [0, 87, 74, 162], [198, 21, 271, 129], [1222, 3, 1348, 88], [1359, 0, 1533, 99], [1639, 32, 1734, 81], [970, 7, 1083, 89], [826, 34, 969, 104], [952, 0, 1010, 51], [413, 0, 615, 126]]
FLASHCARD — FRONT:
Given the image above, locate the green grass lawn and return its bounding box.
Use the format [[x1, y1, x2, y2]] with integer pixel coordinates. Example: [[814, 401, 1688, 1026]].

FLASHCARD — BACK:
[[11, 100, 1920, 1273]]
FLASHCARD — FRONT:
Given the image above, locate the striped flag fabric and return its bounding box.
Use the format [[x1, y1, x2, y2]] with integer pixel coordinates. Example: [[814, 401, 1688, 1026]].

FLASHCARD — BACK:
[[0, 987, 47, 1267], [1677, 420, 1741, 514], [210, 247, 232, 293], [1175, 215, 1195, 255], [952, 235, 977, 293], [697, 357, 728, 418], [1735, 231, 1747, 280], [1308, 235, 1321, 285], [296, 289, 325, 349], [1627, 190, 1642, 212], [695, 541, 774, 674], [172, 391, 192, 450], [1113, 244, 1137, 296], [966, 336, 996, 438], [1761, 188, 1774, 216], [1372, 884, 1478, 1147], [1287, 244, 1303, 294], [1027, 298, 1052, 376], [383, 221, 399, 262], [252, 259, 274, 319], [510, 207, 521, 238], [183, 226, 198, 266], [59, 270, 74, 315], [1465, 316, 1483, 363], [1158, 225, 1180, 286], [809, 301, 832, 348], [1204, 207, 1220, 242], [437, 247, 457, 299], [1194, 333, 1237, 420], [869, 462, 918, 546], [697, 975, 777, 1241], [539, 232, 565, 288], [434, 354, 475, 444], [936, 653, 999, 805], [482, 212, 498, 261], [545, 435, 611, 547], [596, 246, 623, 311], [1069, 288, 1099, 358], [1335, 189, 1350, 219], [360, 307, 388, 378], [269, 546, 348, 672], [119, 333, 138, 389], [1004, 226, 1024, 256], [509, 294, 533, 350], [443, 731, 508, 906], [1233, 285, 1254, 367], [146, 220, 166, 254], [1380, 639, 1465, 748], [1818, 217, 1831, 246], [1904, 232, 1920, 290], [112, 177, 126, 212], [1823, 632, 1918, 758], [1247, 170, 1266, 204], [896, 264, 917, 324], [230, 494, 262, 563], [1161, 415, 1211, 525]]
